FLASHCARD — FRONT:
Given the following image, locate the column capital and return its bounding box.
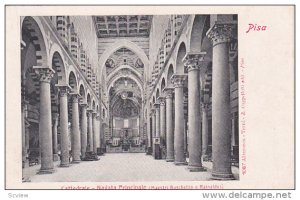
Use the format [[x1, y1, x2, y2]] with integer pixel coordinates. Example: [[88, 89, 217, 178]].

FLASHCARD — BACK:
[[87, 109, 94, 114], [158, 96, 166, 106], [33, 66, 55, 83], [78, 96, 86, 105], [56, 84, 72, 97], [206, 21, 237, 46], [154, 102, 160, 109], [80, 102, 88, 108], [70, 93, 80, 103], [171, 74, 187, 88], [183, 52, 206, 72], [163, 87, 174, 99]]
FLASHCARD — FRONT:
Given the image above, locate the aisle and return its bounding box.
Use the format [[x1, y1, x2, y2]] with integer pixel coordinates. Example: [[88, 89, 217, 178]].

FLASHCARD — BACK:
[[26, 153, 239, 182]]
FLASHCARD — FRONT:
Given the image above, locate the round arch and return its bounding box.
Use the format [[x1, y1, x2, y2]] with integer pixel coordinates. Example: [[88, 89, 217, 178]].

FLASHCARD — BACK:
[[92, 100, 96, 110], [21, 16, 48, 70], [107, 74, 143, 94], [175, 42, 187, 74], [87, 93, 92, 107], [99, 39, 149, 82], [107, 65, 143, 80], [51, 50, 67, 85], [161, 78, 166, 91], [68, 70, 78, 93], [166, 64, 174, 86], [79, 83, 86, 103], [155, 88, 160, 100], [189, 15, 209, 53]]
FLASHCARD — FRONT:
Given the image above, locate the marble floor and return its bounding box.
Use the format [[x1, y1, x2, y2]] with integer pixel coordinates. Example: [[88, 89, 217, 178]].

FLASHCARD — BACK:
[[24, 153, 239, 182]]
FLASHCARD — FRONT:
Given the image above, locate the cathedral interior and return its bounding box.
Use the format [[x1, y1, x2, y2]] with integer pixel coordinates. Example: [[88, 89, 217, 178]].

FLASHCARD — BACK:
[[21, 14, 239, 182]]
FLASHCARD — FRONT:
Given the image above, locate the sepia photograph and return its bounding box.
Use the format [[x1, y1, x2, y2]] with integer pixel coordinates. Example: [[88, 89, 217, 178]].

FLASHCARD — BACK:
[[20, 14, 239, 182], [5, 5, 294, 190]]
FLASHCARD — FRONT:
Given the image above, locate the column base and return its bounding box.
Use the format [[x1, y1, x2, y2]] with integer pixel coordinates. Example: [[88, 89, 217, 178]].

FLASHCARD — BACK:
[[146, 147, 152, 155], [166, 157, 174, 162], [174, 161, 188, 166], [71, 160, 81, 164], [53, 154, 60, 161], [187, 165, 207, 172], [22, 177, 31, 182], [153, 144, 161, 159], [211, 172, 235, 180], [37, 168, 55, 175], [59, 163, 70, 168]]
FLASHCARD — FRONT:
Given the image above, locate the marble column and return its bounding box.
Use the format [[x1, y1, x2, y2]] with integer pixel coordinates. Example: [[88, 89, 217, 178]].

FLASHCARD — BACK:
[[159, 97, 166, 146], [231, 112, 236, 147], [52, 113, 60, 161], [151, 108, 156, 156], [33, 67, 55, 174], [184, 53, 206, 172], [21, 100, 30, 181], [207, 22, 236, 180], [164, 87, 174, 162], [153, 102, 161, 159], [21, 101, 28, 167], [80, 103, 88, 159], [92, 112, 98, 154], [146, 107, 152, 155], [97, 114, 102, 154], [71, 94, 81, 163], [57, 85, 71, 168], [87, 110, 93, 152], [201, 103, 209, 160], [171, 74, 187, 165], [154, 102, 160, 138]]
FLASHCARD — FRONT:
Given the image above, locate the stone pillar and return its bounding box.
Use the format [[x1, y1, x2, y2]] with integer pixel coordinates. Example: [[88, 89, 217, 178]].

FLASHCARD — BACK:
[[21, 100, 30, 181], [96, 114, 101, 154], [158, 97, 166, 159], [151, 109, 156, 138], [154, 102, 160, 138], [184, 53, 206, 172], [98, 113, 103, 155], [92, 112, 98, 154], [87, 110, 93, 152], [52, 113, 59, 161], [231, 112, 236, 147], [146, 106, 152, 155], [164, 87, 174, 162], [71, 94, 81, 163], [33, 67, 55, 174], [159, 97, 166, 145], [201, 103, 209, 160], [80, 103, 88, 159], [151, 108, 156, 156], [207, 22, 236, 180], [57, 85, 71, 168], [21, 101, 31, 170], [171, 74, 187, 165], [25, 119, 30, 159]]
